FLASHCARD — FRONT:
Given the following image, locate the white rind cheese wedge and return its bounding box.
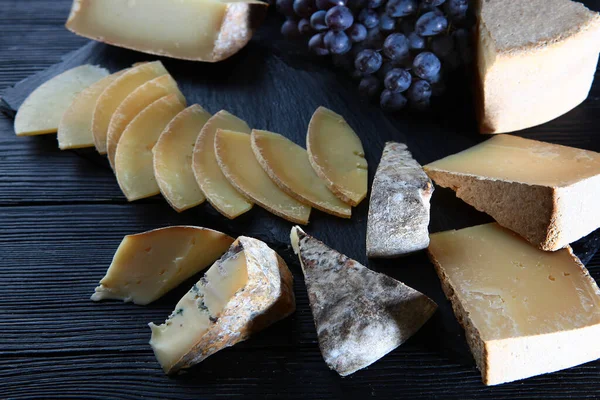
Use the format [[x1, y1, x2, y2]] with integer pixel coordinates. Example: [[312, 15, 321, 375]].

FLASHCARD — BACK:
[[290, 226, 437, 376], [149, 236, 295, 374], [91, 226, 234, 305], [154, 105, 212, 212], [428, 223, 600, 385], [424, 134, 600, 251], [15, 65, 109, 136]]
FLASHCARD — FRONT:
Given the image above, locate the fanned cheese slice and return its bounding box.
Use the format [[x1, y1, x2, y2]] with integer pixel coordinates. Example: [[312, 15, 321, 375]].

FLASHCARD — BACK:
[[154, 105, 211, 212], [115, 94, 186, 201], [15, 65, 109, 136], [251, 130, 351, 218], [215, 130, 311, 224], [91, 226, 234, 305]]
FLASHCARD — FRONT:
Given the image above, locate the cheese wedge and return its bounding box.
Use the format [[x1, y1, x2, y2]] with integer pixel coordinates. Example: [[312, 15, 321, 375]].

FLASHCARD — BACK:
[[149, 236, 295, 374], [291, 227, 437, 376], [307, 107, 368, 206], [476, 0, 600, 133], [251, 130, 351, 218], [91, 226, 234, 305], [425, 134, 600, 251], [154, 105, 211, 212], [115, 94, 186, 201], [14, 65, 109, 136], [429, 223, 600, 385], [215, 130, 311, 224]]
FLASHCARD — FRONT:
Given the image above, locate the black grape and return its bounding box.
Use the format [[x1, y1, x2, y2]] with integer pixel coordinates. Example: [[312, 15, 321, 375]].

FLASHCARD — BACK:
[[281, 19, 300, 37], [308, 33, 330, 55], [407, 79, 432, 103], [384, 68, 412, 92], [358, 8, 379, 28], [445, 0, 468, 22], [380, 89, 407, 111], [348, 23, 368, 42], [277, 0, 296, 17], [316, 0, 346, 9], [355, 49, 383, 74], [408, 32, 426, 50], [412, 52, 441, 81], [454, 28, 472, 63], [422, 0, 445, 6], [293, 0, 317, 18], [365, 27, 384, 48], [311, 10, 328, 31], [358, 75, 381, 97], [368, 0, 385, 8], [415, 11, 448, 36], [298, 18, 313, 34], [325, 6, 354, 31], [324, 30, 352, 54], [386, 0, 417, 17], [379, 14, 396, 32], [383, 33, 409, 61], [430, 35, 454, 58]]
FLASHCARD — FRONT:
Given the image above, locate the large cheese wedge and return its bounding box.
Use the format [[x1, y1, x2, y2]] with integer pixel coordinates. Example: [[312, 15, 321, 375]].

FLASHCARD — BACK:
[[65, 0, 268, 63], [14, 65, 108, 136], [149, 236, 295, 374], [154, 105, 211, 212], [115, 94, 186, 201], [91, 226, 234, 305], [428, 223, 600, 385], [476, 0, 600, 133], [307, 107, 368, 206], [192, 111, 253, 219], [424, 134, 600, 251], [215, 130, 311, 224], [291, 227, 437, 376], [92, 61, 168, 154]]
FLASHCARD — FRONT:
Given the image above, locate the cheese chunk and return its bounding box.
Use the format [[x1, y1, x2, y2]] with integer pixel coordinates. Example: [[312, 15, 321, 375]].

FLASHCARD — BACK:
[[291, 227, 437, 376], [307, 107, 368, 206], [92, 226, 234, 305], [425, 135, 600, 251], [251, 130, 351, 218], [115, 94, 186, 201], [154, 105, 211, 212], [477, 0, 600, 133], [149, 236, 295, 374], [15, 65, 109, 136], [428, 223, 600, 385], [215, 130, 311, 224]]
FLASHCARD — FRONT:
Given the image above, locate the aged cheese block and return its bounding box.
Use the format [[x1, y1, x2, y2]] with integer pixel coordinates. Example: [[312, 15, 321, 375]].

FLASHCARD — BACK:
[[91, 226, 234, 305], [425, 134, 600, 251], [251, 129, 351, 218], [149, 236, 295, 374], [215, 129, 311, 224], [290, 226, 437, 376], [367, 142, 433, 258], [476, 0, 600, 133], [428, 223, 600, 385], [15, 65, 108, 136]]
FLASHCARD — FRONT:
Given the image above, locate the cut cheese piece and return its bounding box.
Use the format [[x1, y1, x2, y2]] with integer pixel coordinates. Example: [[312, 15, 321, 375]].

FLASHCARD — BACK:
[[115, 94, 186, 201], [428, 223, 600, 385], [476, 0, 600, 133], [154, 105, 211, 212], [291, 226, 437, 376], [307, 107, 368, 206], [15, 65, 109, 136], [149, 236, 295, 374], [192, 111, 253, 219], [251, 130, 351, 218], [66, 0, 268, 63], [424, 134, 600, 251], [91, 226, 234, 305], [92, 61, 168, 154]]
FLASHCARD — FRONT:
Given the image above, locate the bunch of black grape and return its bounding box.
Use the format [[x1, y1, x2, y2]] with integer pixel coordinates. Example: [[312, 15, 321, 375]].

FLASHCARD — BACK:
[[277, 0, 472, 111]]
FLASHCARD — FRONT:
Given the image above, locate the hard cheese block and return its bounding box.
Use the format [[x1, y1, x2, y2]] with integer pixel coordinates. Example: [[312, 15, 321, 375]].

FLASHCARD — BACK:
[[428, 223, 600, 385], [291, 227, 437, 376], [476, 0, 600, 133], [425, 134, 600, 251], [367, 142, 433, 258], [92, 226, 234, 305], [149, 236, 295, 374]]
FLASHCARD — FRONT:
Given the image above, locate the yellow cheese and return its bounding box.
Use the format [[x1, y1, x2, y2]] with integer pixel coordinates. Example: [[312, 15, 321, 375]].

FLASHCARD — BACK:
[[215, 130, 311, 224], [153, 105, 211, 212], [428, 223, 600, 385], [306, 107, 368, 206], [91, 226, 234, 305]]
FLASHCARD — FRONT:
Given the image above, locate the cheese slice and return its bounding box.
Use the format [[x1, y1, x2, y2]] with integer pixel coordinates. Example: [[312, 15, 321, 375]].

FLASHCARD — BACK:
[[424, 134, 600, 251], [91, 226, 234, 305], [14, 65, 109, 136], [428, 223, 600, 385], [291, 226, 437, 376], [154, 105, 211, 212], [149, 236, 295, 374], [476, 0, 600, 133], [115, 94, 186, 201], [192, 111, 253, 219], [215, 130, 311, 224], [307, 107, 368, 206]]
